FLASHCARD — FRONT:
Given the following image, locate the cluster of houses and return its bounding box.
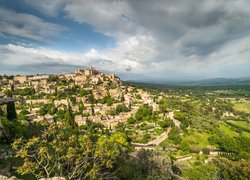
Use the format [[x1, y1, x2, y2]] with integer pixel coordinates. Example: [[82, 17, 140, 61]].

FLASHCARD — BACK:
[[0, 67, 159, 128]]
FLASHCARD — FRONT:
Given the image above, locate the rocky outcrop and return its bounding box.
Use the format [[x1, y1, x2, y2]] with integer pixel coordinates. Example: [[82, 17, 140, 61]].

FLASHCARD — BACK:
[[0, 175, 19, 180]]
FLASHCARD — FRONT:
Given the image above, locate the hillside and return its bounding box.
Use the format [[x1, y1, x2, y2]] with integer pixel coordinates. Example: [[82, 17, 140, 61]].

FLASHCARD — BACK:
[[0, 68, 250, 179]]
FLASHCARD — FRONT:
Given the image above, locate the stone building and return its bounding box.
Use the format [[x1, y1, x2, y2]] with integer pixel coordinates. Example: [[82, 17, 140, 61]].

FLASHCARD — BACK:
[[84, 67, 99, 76], [14, 75, 28, 84], [75, 115, 87, 126], [28, 74, 51, 81]]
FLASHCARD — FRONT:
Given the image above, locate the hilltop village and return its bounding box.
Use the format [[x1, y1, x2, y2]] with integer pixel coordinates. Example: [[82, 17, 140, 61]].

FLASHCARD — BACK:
[[0, 67, 158, 130], [1, 67, 250, 179]]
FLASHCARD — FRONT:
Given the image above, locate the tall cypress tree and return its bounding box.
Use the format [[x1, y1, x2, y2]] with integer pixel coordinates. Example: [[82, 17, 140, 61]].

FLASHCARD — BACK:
[[0, 107, 4, 117], [64, 105, 77, 128], [7, 102, 17, 121], [6, 84, 17, 120]]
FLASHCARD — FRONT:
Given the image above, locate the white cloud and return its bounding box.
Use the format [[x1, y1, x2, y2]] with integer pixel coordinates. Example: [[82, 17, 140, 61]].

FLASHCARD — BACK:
[[1, 34, 250, 79], [63, 0, 135, 39], [23, 0, 66, 17], [0, 7, 64, 42], [0, 44, 132, 75], [1, 0, 250, 80]]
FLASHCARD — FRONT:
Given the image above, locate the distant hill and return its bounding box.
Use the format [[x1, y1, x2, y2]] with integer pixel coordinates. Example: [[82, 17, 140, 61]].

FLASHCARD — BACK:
[[126, 77, 250, 90]]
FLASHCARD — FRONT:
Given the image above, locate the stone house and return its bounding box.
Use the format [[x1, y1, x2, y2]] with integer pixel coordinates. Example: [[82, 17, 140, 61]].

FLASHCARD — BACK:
[[74, 75, 88, 83], [28, 74, 50, 81], [14, 75, 28, 84], [75, 115, 87, 126], [84, 67, 99, 76], [54, 99, 69, 106]]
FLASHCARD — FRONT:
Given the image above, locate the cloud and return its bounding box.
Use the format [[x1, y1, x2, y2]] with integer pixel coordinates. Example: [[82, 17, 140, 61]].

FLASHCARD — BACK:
[[127, 0, 250, 56], [63, 0, 135, 39], [61, 0, 250, 62], [23, 0, 66, 17], [0, 7, 64, 42], [1, 0, 250, 80], [1, 33, 250, 80], [0, 44, 131, 75]]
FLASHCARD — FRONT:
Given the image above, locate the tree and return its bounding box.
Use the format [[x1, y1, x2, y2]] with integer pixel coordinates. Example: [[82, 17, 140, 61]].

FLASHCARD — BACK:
[[87, 94, 95, 104], [159, 103, 170, 116], [120, 93, 125, 102], [5, 89, 13, 97], [10, 83, 14, 91], [202, 147, 210, 155], [91, 104, 95, 115], [134, 104, 153, 121], [159, 118, 172, 128], [100, 95, 115, 106], [79, 100, 85, 113], [12, 124, 129, 179], [0, 106, 4, 117], [180, 141, 191, 153], [54, 87, 58, 96], [39, 103, 55, 116], [64, 105, 77, 128], [183, 163, 217, 180], [79, 89, 89, 97], [168, 128, 181, 145], [56, 109, 65, 120], [127, 117, 136, 124], [116, 104, 129, 113], [7, 102, 17, 121], [117, 149, 176, 179], [106, 109, 117, 116], [211, 158, 250, 180]]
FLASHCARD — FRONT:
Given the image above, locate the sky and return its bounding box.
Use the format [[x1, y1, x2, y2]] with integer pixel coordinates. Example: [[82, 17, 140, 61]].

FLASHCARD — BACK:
[[0, 0, 250, 81]]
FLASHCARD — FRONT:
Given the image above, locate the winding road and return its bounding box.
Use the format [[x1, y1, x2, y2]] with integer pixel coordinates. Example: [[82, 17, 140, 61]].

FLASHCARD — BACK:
[[132, 111, 181, 151]]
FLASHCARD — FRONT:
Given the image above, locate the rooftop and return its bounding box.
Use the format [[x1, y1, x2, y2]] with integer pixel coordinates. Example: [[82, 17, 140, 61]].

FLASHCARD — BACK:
[[0, 97, 18, 105]]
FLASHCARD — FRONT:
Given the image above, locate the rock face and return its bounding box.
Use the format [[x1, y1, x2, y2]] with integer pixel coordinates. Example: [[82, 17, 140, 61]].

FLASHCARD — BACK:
[[0, 175, 19, 180]]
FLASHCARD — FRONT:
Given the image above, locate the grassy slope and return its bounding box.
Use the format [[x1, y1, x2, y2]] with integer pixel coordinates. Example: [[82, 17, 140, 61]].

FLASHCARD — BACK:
[[219, 123, 239, 137], [242, 131, 250, 138], [233, 102, 250, 113], [227, 120, 250, 131], [181, 129, 211, 148]]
